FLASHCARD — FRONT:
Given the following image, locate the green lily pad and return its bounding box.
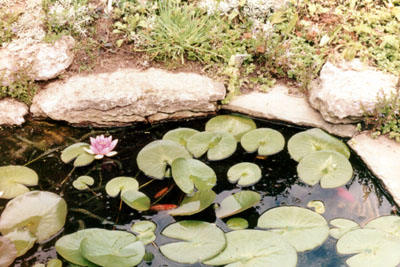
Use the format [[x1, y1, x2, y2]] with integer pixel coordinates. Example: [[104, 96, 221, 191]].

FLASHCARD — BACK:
[[297, 150, 353, 188], [80, 229, 145, 267], [0, 191, 67, 242], [160, 220, 226, 264], [257, 206, 329, 252], [169, 190, 216, 216], [329, 218, 360, 239], [131, 221, 157, 234], [105, 177, 139, 197], [0, 236, 17, 267], [0, 165, 38, 199], [186, 132, 237, 161], [136, 140, 192, 179], [131, 221, 157, 245], [240, 128, 285, 156], [72, 176, 94, 191], [365, 215, 400, 237], [226, 217, 249, 230], [227, 162, 262, 186], [61, 143, 95, 167], [216, 191, 261, 219], [203, 230, 297, 267], [4, 229, 36, 257], [337, 228, 400, 267], [205, 115, 257, 142], [121, 190, 150, 211], [47, 259, 63, 267], [171, 158, 216, 194], [287, 128, 350, 162], [55, 228, 101, 266], [162, 128, 199, 147], [307, 200, 325, 214]]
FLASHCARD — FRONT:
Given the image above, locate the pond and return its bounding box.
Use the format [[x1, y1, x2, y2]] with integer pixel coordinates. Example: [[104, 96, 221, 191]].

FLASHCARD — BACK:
[[0, 114, 398, 267]]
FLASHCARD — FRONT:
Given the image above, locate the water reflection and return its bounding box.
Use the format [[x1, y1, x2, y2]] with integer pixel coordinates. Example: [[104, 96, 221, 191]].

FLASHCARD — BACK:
[[0, 117, 397, 267]]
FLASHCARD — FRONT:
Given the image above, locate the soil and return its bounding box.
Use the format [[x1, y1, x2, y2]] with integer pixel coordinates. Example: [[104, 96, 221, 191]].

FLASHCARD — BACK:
[[62, 15, 210, 79]]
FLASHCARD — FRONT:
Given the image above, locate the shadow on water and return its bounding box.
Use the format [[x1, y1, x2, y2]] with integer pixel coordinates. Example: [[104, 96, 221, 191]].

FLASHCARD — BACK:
[[0, 115, 397, 267]]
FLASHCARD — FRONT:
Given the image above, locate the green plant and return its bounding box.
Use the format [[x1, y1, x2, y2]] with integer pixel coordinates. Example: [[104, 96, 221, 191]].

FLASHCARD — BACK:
[[137, 0, 222, 64], [42, 0, 97, 37], [0, 8, 19, 46], [362, 91, 400, 142], [0, 70, 38, 105]]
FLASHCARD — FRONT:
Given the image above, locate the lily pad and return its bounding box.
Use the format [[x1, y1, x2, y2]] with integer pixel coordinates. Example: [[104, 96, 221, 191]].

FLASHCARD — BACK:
[[203, 230, 297, 267], [47, 259, 63, 267], [160, 220, 226, 264], [307, 200, 325, 214], [162, 128, 199, 147], [227, 162, 262, 186], [171, 158, 216, 194], [4, 229, 37, 257], [105, 177, 139, 197], [240, 128, 285, 156], [226, 217, 249, 230], [329, 218, 360, 239], [287, 128, 350, 162], [365, 215, 400, 237], [169, 190, 216, 216], [72, 176, 94, 191], [121, 190, 150, 211], [257, 206, 329, 252], [136, 140, 192, 179], [131, 221, 157, 234], [80, 229, 145, 267], [186, 132, 237, 161], [297, 150, 353, 188], [55, 228, 101, 266], [216, 191, 261, 219], [131, 221, 157, 245], [205, 115, 257, 142], [61, 143, 95, 167], [0, 191, 67, 242], [0, 236, 17, 267], [337, 228, 400, 267], [0, 165, 38, 199]]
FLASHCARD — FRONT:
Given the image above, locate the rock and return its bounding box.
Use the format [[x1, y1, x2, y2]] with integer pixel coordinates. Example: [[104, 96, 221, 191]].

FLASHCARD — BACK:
[[308, 60, 399, 124], [222, 84, 357, 138], [30, 68, 226, 126], [348, 132, 400, 206], [0, 98, 29, 126], [0, 36, 75, 85]]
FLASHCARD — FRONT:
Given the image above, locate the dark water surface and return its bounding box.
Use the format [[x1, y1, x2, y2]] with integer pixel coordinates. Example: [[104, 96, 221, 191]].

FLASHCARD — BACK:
[[0, 115, 397, 267]]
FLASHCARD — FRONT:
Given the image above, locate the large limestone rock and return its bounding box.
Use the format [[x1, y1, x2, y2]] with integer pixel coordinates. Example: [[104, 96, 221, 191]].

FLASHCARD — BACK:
[[0, 98, 28, 125], [309, 60, 399, 124], [349, 132, 400, 206], [0, 36, 75, 85], [30, 68, 226, 126], [223, 84, 356, 137]]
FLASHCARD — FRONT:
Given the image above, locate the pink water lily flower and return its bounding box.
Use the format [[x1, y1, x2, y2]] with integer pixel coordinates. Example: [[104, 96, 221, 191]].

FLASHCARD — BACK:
[[84, 135, 118, 159]]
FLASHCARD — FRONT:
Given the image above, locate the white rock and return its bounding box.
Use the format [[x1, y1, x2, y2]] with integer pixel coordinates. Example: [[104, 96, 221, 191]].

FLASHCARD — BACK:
[[348, 132, 400, 206], [223, 83, 356, 137], [0, 98, 28, 125], [30, 68, 226, 126], [0, 36, 75, 85], [308, 60, 399, 124]]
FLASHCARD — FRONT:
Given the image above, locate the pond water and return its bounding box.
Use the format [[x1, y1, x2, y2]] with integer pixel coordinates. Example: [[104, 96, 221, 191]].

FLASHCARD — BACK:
[[0, 114, 397, 267]]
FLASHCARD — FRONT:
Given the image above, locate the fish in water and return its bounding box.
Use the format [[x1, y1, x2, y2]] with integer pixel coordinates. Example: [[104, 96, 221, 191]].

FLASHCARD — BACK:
[[336, 187, 355, 202]]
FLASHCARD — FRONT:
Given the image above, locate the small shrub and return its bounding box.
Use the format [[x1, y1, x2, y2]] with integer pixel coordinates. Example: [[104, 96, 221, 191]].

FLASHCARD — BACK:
[[43, 0, 97, 37], [0, 8, 19, 46], [362, 91, 400, 142], [0, 70, 38, 105]]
